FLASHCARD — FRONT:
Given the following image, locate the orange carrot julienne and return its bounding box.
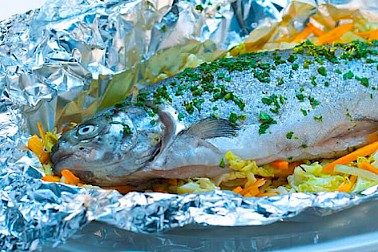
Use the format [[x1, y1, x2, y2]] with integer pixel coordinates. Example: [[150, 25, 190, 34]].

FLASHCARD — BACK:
[[41, 175, 61, 183], [61, 169, 80, 185], [244, 187, 260, 197], [240, 178, 265, 196], [37, 122, 45, 143], [307, 23, 326, 37], [269, 160, 289, 170], [232, 186, 243, 194], [257, 191, 278, 197], [323, 141, 378, 172], [273, 161, 300, 178], [337, 175, 357, 192], [358, 161, 378, 176], [369, 29, 378, 41], [292, 26, 313, 43], [314, 23, 354, 45], [356, 28, 378, 40], [27, 134, 51, 164], [367, 132, 378, 144]]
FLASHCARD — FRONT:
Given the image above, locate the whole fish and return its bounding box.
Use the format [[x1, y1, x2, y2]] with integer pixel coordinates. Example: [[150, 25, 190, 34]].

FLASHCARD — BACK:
[[51, 41, 378, 186]]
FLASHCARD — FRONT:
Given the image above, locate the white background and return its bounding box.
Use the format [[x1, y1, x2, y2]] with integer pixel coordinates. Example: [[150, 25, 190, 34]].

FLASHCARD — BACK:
[[0, 0, 46, 20]]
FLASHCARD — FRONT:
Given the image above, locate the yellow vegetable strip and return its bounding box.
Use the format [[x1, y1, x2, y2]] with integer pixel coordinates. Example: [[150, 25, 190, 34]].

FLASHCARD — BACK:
[[334, 164, 378, 182], [323, 141, 378, 172]]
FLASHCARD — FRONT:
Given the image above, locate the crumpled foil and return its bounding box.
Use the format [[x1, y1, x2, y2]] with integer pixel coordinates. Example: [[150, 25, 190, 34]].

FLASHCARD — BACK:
[[1, 0, 378, 250]]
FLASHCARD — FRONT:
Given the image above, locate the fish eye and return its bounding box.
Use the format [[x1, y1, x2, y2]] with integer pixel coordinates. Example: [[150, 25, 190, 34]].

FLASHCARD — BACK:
[[77, 124, 98, 136]]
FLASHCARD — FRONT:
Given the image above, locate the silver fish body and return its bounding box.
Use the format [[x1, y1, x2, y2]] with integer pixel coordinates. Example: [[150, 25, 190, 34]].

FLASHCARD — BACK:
[[51, 41, 378, 186]]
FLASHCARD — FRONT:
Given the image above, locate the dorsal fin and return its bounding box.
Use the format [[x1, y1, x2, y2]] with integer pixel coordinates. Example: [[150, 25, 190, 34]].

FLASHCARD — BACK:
[[184, 117, 238, 139]]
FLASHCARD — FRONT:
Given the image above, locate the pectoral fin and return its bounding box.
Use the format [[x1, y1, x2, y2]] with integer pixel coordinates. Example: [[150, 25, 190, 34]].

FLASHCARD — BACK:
[[184, 117, 238, 139]]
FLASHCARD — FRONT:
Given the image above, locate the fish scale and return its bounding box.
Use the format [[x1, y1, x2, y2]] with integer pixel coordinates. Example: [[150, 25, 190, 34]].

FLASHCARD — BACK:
[[143, 43, 376, 128], [51, 40, 378, 186]]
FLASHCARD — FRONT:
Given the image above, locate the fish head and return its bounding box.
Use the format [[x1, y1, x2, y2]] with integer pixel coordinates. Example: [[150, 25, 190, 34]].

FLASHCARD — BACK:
[[51, 105, 164, 185]]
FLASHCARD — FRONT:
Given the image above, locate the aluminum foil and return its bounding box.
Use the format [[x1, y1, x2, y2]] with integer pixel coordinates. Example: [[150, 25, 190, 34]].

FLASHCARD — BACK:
[[1, 0, 378, 250]]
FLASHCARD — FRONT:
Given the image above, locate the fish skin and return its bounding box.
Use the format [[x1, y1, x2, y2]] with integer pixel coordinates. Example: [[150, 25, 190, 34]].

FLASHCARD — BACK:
[[51, 41, 378, 186]]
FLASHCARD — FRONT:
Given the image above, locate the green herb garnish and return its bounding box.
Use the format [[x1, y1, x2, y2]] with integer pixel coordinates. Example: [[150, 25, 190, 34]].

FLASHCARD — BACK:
[[286, 131, 294, 139]]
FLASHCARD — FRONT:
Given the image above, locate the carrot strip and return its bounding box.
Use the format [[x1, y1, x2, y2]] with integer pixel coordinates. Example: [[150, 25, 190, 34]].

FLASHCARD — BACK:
[[358, 161, 378, 176], [337, 175, 357, 192], [367, 132, 378, 143], [307, 23, 326, 37], [232, 186, 243, 194], [274, 161, 300, 177], [289, 161, 302, 170], [240, 178, 265, 196], [256, 191, 278, 197], [356, 28, 378, 40], [41, 175, 61, 183], [27, 134, 51, 164], [37, 122, 46, 143], [314, 23, 354, 45], [292, 26, 313, 43], [61, 169, 80, 185], [269, 160, 289, 170], [369, 29, 378, 40], [323, 141, 378, 172]]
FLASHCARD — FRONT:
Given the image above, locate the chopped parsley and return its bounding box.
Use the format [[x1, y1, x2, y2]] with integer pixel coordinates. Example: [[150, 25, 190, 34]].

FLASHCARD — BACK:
[[258, 112, 277, 134], [343, 70, 354, 80], [317, 66, 327, 76], [286, 131, 294, 139], [355, 76, 369, 87], [314, 115, 323, 122], [219, 158, 226, 168], [300, 109, 308, 116]]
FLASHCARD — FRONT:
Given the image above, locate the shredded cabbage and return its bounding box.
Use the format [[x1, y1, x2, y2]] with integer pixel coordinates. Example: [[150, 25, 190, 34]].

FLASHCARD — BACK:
[[176, 178, 219, 194], [287, 163, 346, 193], [225, 151, 274, 175]]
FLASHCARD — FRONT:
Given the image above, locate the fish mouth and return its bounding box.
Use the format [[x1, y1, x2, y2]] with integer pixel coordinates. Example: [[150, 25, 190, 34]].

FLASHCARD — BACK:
[[50, 148, 71, 163], [51, 153, 77, 175]]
